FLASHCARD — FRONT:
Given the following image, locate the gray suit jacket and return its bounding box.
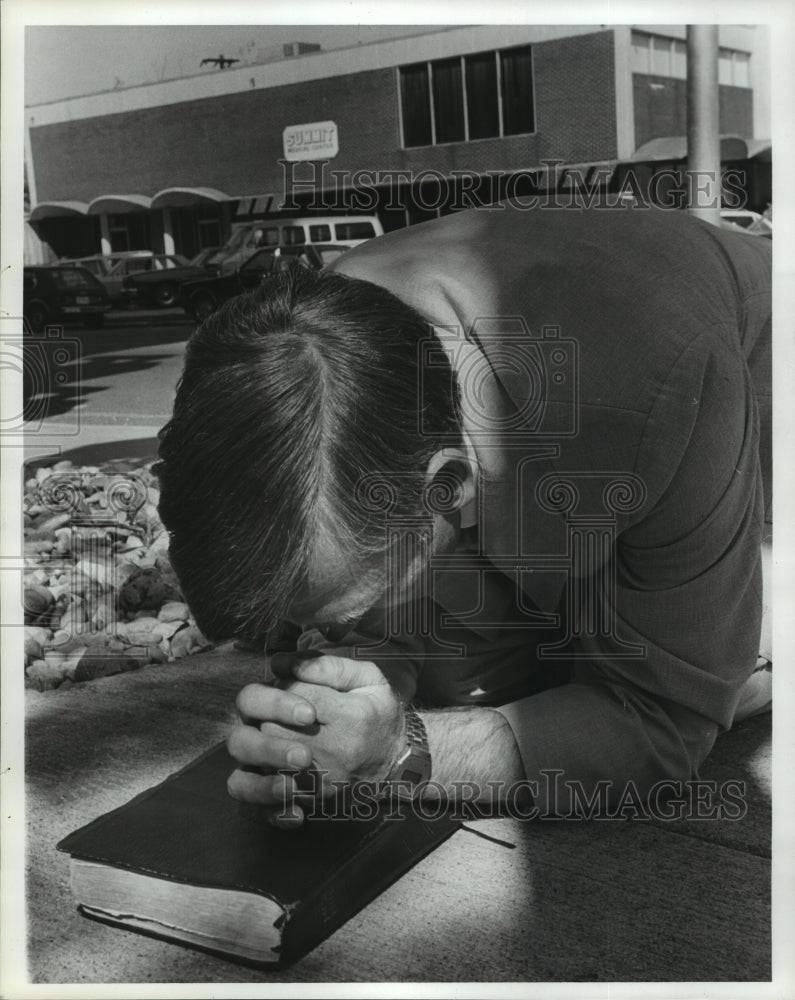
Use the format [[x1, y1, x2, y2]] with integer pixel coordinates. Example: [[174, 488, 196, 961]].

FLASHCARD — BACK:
[[331, 204, 771, 811]]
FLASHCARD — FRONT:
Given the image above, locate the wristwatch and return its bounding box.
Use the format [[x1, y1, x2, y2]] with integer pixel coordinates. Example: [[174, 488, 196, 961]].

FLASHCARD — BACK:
[[385, 708, 431, 793]]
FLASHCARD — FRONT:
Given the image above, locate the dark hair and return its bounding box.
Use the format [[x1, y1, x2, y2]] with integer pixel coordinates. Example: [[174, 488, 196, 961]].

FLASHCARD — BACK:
[[156, 263, 461, 641]]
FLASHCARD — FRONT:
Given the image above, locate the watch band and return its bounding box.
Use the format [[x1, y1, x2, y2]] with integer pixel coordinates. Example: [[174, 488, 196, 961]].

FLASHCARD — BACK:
[[385, 708, 432, 793], [404, 707, 430, 754]]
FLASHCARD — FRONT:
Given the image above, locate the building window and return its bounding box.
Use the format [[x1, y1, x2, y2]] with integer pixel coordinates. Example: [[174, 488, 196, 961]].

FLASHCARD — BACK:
[[631, 32, 652, 74], [650, 36, 672, 76], [196, 206, 222, 248], [400, 62, 433, 147], [432, 57, 466, 143], [500, 45, 535, 136], [108, 213, 148, 252], [465, 51, 499, 139], [671, 40, 687, 80], [631, 31, 750, 87], [399, 43, 535, 148], [719, 48, 751, 87]]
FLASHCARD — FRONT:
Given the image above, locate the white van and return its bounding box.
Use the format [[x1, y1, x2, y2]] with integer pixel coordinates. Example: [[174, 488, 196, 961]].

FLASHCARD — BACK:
[[211, 215, 383, 274]]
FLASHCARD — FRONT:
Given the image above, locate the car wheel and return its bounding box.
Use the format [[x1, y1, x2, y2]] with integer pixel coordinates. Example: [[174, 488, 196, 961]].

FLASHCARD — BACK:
[[25, 302, 48, 333], [154, 282, 179, 308], [83, 313, 105, 329], [190, 291, 217, 323]]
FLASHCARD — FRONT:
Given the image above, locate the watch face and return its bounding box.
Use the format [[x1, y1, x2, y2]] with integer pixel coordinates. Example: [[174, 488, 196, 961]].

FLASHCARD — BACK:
[[396, 747, 431, 786]]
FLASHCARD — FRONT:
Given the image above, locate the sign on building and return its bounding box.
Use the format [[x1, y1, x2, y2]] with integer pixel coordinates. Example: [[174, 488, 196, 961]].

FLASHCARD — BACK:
[[282, 121, 339, 161]]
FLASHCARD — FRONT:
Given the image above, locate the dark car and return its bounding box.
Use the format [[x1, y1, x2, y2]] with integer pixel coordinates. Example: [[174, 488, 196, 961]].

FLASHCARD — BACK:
[[23, 265, 111, 331], [61, 252, 154, 305], [122, 252, 221, 308], [180, 244, 349, 322], [188, 246, 224, 268]]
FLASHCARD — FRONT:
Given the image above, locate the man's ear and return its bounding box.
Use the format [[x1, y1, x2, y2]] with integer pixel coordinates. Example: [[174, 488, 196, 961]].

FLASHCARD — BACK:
[[425, 448, 478, 529]]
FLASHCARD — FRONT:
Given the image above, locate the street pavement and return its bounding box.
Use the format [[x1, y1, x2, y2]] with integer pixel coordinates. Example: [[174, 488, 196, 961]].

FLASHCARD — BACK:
[[22, 308, 195, 467]]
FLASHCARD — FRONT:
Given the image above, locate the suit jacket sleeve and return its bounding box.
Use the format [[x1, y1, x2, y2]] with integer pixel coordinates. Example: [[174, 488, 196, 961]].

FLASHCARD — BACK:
[[494, 322, 765, 814]]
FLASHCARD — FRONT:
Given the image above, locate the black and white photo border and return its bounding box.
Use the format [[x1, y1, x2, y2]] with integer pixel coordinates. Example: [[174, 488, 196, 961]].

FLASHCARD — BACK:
[[1, 1, 793, 998]]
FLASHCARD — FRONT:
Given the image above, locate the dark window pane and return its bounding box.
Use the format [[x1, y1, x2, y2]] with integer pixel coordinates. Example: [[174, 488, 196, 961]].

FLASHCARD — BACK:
[[465, 52, 499, 139], [309, 224, 331, 241], [400, 63, 432, 147], [334, 222, 376, 240], [432, 57, 465, 143], [248, 227, 280, 248], [282, 226, 305, 245], [500, 45, 535, 135]]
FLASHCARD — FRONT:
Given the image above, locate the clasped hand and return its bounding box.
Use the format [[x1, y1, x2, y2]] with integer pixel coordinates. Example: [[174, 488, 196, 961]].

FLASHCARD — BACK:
[[227, 652, 405, 827]]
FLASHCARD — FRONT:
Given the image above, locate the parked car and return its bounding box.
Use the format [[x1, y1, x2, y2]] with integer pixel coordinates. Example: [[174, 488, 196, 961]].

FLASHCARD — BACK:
[[24, 265, 110, 331], [720, 208, 773, 238], [207, 215, 381, 275], [61, 251, 154, 304], [188, 246, 224, 268], [122, 253, 221, 308], [180, 244, 349, 322]]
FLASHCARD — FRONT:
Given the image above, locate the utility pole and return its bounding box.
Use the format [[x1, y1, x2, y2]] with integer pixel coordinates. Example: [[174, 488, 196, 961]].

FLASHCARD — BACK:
[[686, 25, 722, 226]]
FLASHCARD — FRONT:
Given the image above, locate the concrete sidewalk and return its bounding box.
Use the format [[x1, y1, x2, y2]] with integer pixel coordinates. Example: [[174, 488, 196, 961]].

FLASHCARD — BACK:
[[22, 645, 772, 984]]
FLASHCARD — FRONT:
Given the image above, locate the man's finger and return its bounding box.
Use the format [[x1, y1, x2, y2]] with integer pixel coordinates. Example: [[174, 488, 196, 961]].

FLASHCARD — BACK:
[[235, 682, 317, 727], [290, 654, 387, 692], [227, 723, 313, 771], [227, 767, 298, 807], [270, 648, 324, 679]]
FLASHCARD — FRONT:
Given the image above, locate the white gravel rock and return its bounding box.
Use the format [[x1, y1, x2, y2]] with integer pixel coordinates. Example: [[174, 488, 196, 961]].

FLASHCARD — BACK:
[[157, 601, 189, 623]]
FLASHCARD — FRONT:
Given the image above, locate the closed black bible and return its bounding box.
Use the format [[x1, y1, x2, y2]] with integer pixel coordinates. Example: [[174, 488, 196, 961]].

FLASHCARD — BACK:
[[57, 743, 460, 966]]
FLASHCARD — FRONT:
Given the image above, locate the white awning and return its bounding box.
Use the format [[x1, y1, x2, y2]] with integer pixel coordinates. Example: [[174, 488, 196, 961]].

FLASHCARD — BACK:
[[630, 134, 771, 163], [87, 194, 152, 214], [28, 200, 89, 222], [150, 187, 232, 209], [557, 161, 618, 188]]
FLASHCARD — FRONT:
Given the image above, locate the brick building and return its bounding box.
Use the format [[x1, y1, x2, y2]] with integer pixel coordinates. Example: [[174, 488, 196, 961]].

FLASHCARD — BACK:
[[25, 24, 771, 261]]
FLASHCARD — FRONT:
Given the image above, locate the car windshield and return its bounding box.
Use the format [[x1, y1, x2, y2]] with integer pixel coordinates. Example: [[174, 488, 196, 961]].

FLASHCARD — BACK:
[[70, 259, 106, 277], [152, 255, 189, 269], [51, 268, 100, 290], [190, 248, 219, 266], [316, 248, 346, 266], [226, 229, 250, 250], [240, 250, 277, 273]]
